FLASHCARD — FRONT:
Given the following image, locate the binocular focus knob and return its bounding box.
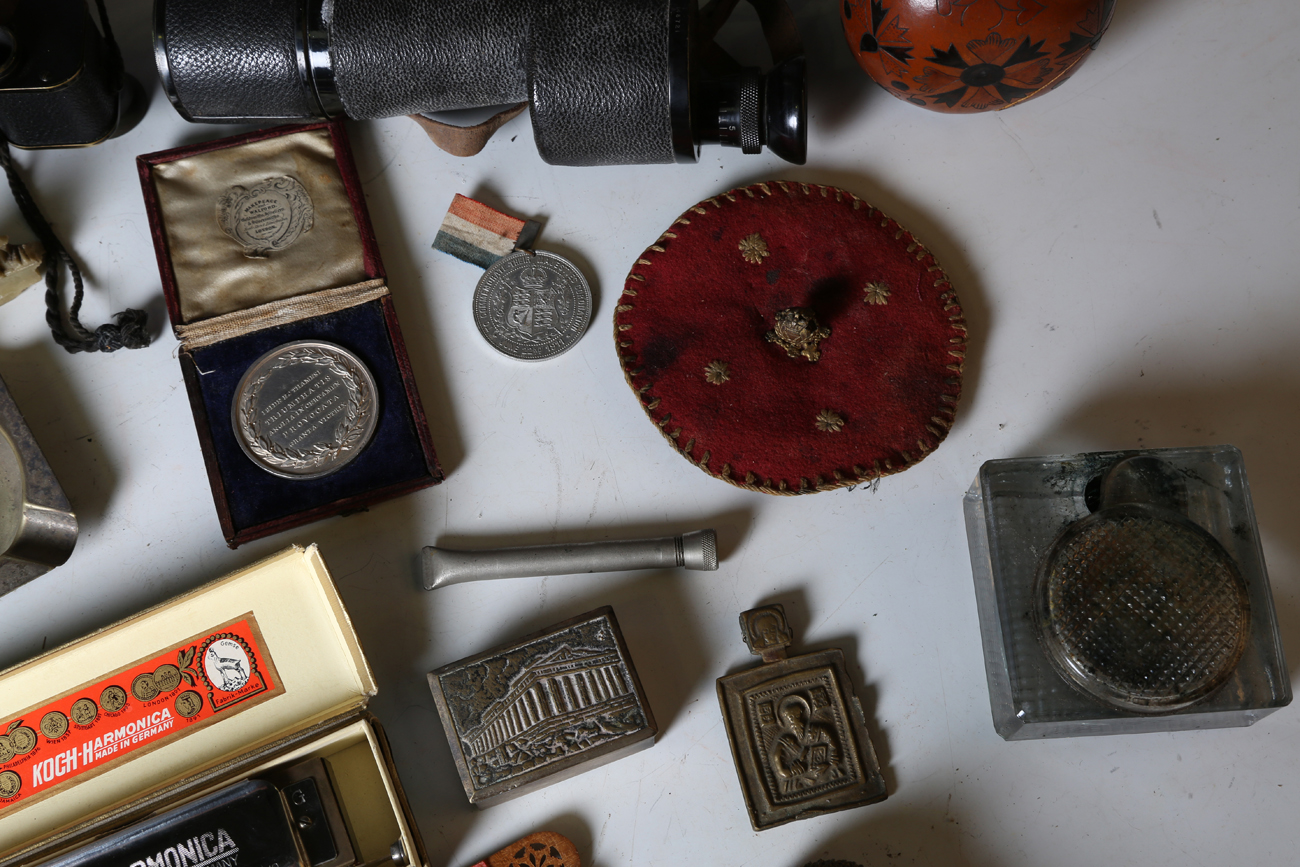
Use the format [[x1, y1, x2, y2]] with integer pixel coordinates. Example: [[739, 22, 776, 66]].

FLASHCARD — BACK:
[[691, 58, 806, 165], [738, 71, 761, 155]]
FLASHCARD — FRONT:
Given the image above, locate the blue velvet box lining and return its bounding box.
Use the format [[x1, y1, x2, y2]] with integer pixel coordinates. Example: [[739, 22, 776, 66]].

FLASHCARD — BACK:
[[186, 300, 432, 535]]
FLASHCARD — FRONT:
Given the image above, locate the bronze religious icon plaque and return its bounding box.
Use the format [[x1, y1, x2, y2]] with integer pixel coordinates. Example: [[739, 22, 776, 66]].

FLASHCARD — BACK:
[[717, 604, 886, 830], [428, 606, 657, 807]]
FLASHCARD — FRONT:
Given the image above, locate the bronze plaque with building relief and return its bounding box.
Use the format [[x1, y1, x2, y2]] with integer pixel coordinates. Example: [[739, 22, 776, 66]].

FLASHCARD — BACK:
[[428, 606, 656, 807], [717, 604, 887, 830]]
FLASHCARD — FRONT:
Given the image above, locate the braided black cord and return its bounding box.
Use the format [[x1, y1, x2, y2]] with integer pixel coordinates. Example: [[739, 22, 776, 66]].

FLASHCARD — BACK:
[[0, 135, 149, 352], [0, 0, 149, 353]]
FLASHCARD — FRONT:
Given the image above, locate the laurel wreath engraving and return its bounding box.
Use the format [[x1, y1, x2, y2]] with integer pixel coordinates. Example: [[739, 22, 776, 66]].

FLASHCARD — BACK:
[[236, 347, 372, 472]]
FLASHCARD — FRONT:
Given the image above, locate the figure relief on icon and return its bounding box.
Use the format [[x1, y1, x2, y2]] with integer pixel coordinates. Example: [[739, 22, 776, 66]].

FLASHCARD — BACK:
[[767, 693, 844, 795]]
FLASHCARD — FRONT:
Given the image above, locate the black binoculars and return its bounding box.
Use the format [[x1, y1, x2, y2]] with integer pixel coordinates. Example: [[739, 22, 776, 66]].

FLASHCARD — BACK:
[[155, 0, 806, 166]]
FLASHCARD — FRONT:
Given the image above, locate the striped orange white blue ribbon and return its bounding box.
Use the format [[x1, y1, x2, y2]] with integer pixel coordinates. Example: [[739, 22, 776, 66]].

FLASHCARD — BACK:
[[433, 194, 539, 269]]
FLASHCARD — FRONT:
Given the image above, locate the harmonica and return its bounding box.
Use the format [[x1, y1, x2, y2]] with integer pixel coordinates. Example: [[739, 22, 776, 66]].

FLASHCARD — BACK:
[[44, 759, 402, 867]]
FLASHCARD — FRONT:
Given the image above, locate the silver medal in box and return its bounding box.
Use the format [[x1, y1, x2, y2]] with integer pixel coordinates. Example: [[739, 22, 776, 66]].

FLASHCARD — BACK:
[[231, 341, 379, 480]]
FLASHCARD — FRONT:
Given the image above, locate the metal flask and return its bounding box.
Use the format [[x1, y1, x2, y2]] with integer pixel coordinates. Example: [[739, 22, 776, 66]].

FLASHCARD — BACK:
[[0, 374, 77, 598]]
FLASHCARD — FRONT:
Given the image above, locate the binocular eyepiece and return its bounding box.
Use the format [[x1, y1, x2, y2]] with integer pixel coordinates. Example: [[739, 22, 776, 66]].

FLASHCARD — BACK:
[[154, 0, 805, 166], [682, 56, 806, 164]]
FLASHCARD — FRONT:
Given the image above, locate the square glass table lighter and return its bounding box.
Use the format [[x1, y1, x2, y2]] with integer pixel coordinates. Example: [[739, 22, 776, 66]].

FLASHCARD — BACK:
[[716, 605, 887, 830], [964, 446, 1291, 739], [427, 607, 656, 807]]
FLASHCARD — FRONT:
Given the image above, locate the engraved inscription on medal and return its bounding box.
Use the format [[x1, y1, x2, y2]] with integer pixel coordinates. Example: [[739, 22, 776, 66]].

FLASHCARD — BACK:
[[232, 341, 379, 480], [255, 369, 349, 449], [217, 175, 314, 259]]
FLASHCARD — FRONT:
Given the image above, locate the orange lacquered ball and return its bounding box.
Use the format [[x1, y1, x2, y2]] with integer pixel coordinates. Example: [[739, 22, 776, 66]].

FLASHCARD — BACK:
[[842, 0, 1116, 113]]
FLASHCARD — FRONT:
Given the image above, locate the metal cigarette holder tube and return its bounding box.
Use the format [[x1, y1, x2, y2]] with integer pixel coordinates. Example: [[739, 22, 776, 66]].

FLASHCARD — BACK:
[[421, 528, 717, 590]]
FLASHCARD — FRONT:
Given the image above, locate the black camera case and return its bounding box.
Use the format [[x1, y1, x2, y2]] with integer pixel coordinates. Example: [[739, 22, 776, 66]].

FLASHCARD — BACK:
[[0, 0, 133, 148]]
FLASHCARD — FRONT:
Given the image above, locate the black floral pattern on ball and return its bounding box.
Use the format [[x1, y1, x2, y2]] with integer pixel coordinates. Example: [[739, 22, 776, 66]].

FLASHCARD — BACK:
[[506, 840, 572, 867], [915, 33, 1051, 109], [1058, 2, 1112, 54], [846, 0, 915, 79]]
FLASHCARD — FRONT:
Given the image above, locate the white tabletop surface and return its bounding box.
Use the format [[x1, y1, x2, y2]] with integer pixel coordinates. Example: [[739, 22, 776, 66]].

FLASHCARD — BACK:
[[3, 1, 1300, 865]]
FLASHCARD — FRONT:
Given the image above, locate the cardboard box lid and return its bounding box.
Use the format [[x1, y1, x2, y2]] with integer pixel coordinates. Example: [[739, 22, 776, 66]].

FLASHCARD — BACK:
[[0, 545, 375, 851]]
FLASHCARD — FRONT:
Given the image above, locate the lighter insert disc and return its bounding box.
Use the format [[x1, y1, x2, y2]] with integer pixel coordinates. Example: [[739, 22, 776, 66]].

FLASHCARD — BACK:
[[717, 604, 886, 830], [232, 341, 378, 480], [1033, 455, 1251, 713]]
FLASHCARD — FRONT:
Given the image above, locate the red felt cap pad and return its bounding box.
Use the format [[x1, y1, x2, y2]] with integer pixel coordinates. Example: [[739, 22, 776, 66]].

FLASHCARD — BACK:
[[615, 181, 965, 494]]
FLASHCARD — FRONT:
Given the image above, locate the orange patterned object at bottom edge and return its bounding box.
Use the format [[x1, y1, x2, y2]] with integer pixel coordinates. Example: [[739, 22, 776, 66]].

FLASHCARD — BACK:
[[468, 831, 579, 867], [842, 0, 1116, 113]]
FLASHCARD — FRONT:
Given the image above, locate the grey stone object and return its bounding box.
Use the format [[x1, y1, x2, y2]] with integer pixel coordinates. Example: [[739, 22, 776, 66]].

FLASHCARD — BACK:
[[427, 606, 657, 807], [0, 374, 78, 598], [422, 528, 717, 590]]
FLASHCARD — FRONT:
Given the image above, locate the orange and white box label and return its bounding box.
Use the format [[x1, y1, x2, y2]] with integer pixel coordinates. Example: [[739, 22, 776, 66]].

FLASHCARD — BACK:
[[0, 614, 281, 813]]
